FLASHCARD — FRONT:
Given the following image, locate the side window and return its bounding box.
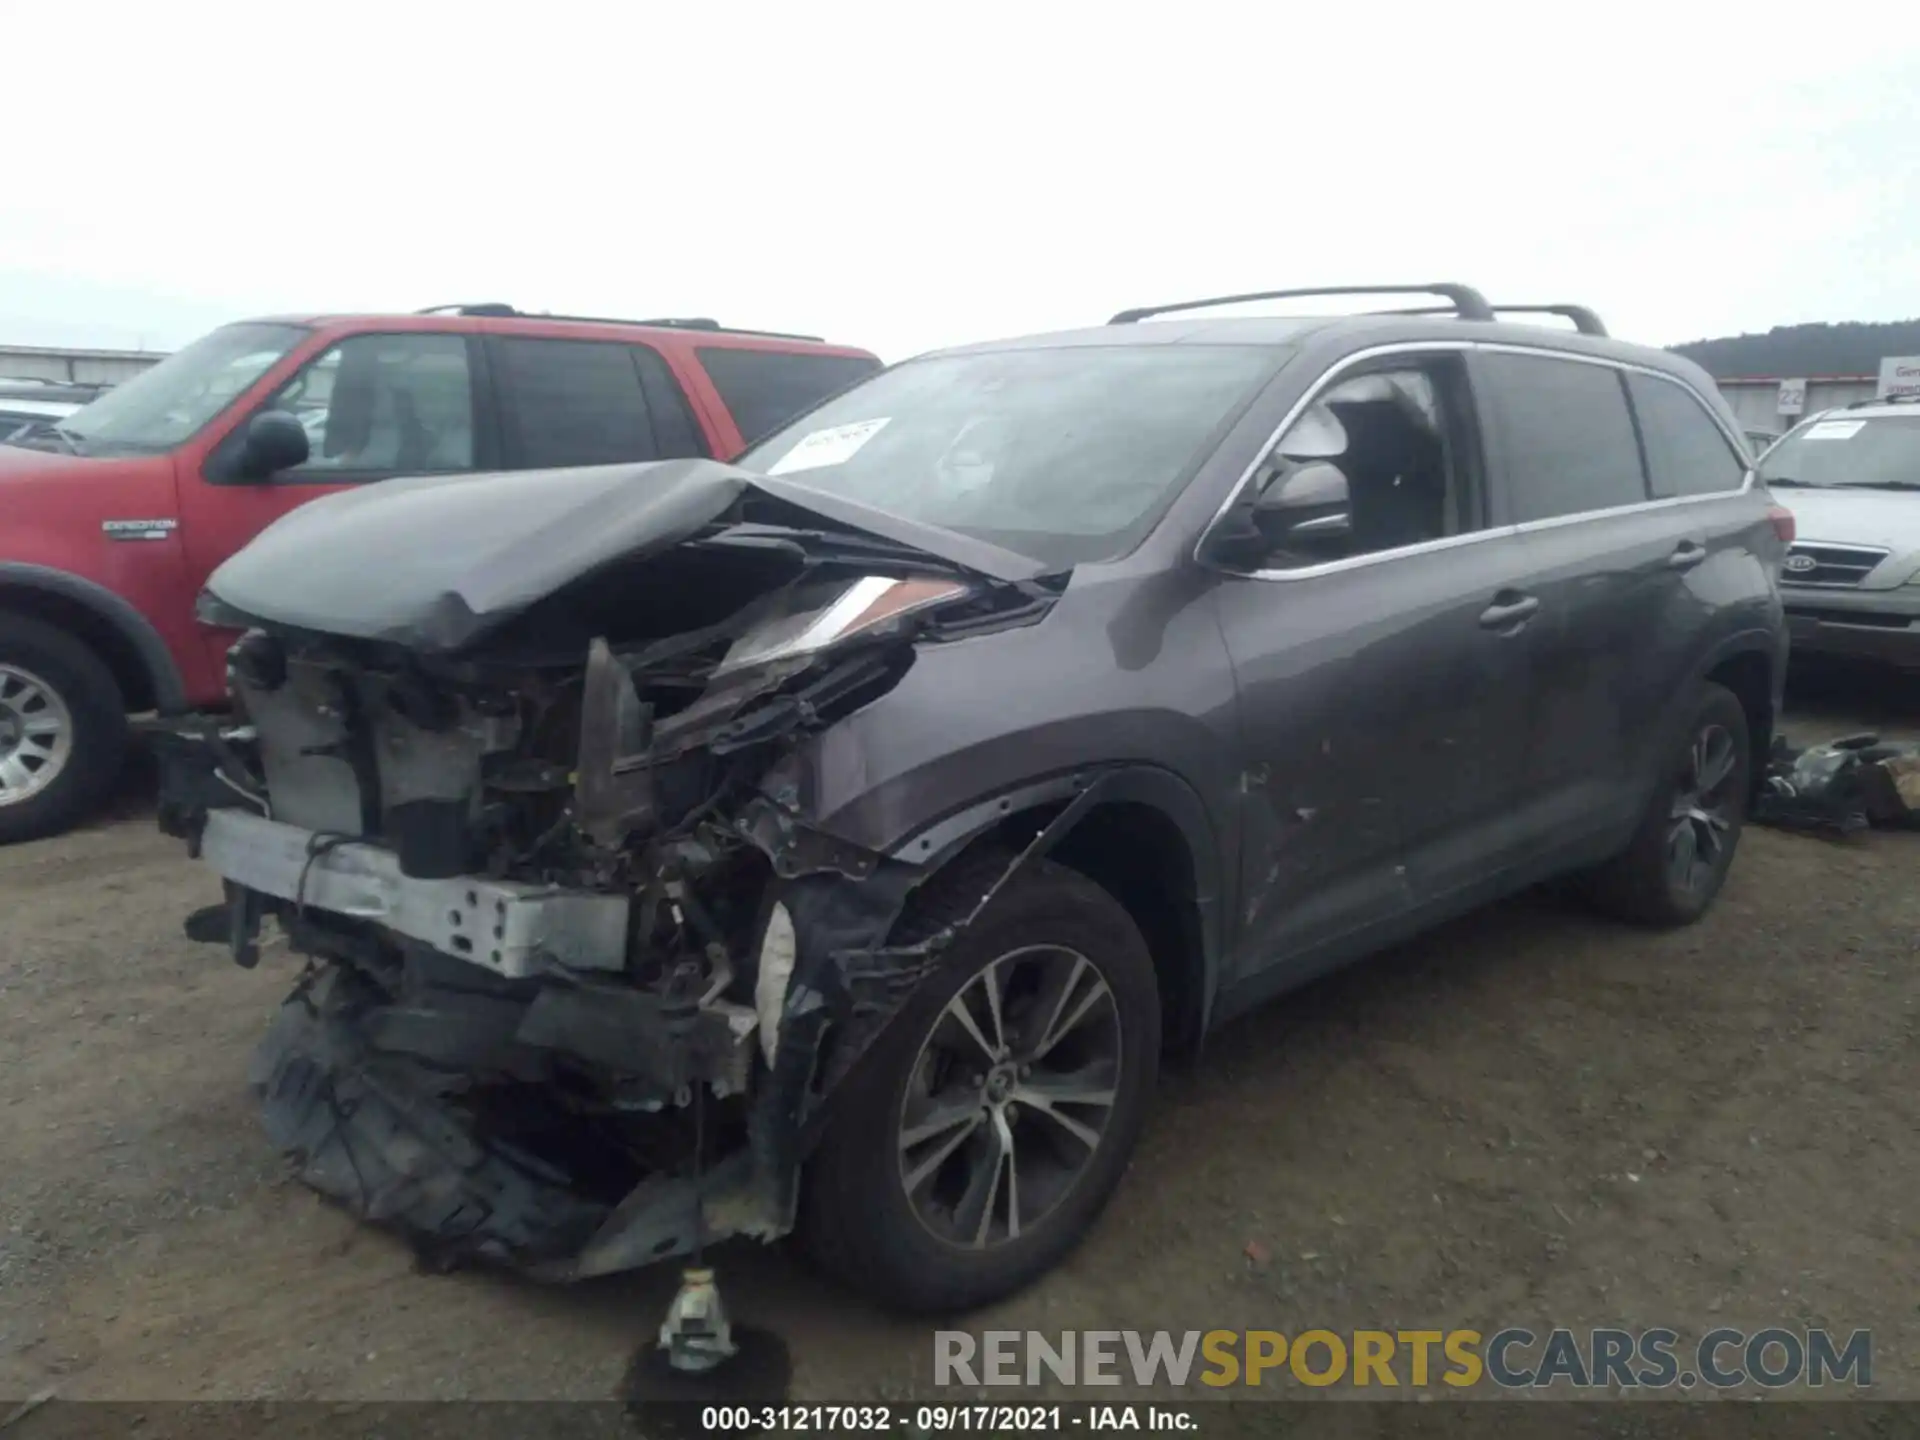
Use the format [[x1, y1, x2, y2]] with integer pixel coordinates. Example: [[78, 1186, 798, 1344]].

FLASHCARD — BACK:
[[263, 333, 473, 478], [1480, 353, 1645, 522], [629, 345, 708, 460], [1244, 358, 1484, 571], [1625, 372, 1747, 497], [496, 338, 658, 468], [696, 346, 882, 446]]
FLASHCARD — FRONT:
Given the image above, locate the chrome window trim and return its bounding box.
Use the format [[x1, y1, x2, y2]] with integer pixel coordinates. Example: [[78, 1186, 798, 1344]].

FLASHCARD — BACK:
[[1198, 339, 1756, 584]]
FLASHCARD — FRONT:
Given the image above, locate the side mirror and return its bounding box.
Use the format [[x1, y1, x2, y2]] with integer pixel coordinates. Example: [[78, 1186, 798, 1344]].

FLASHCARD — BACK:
[[236, 409, 310, 481], [1253, 459, 1352, 546]]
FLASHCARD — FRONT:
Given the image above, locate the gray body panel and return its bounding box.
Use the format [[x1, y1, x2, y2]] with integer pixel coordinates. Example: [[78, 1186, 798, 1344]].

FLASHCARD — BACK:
[[772, 316, 1785, 1023]]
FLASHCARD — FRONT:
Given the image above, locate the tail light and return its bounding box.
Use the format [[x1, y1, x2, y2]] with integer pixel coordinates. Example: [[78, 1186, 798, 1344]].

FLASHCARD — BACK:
[[1767, 504, 1796, 545]]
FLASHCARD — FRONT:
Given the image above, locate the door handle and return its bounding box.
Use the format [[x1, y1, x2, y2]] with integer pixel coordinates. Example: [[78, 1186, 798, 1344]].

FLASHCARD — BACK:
[[1478, 593, 1540, 630], [1668, 542, 1708, 571]]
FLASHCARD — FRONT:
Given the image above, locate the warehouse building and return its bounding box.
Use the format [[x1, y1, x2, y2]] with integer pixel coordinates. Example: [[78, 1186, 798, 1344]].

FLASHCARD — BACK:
[[1715, 374, 1877, 438], [0, 343, 166, 386]]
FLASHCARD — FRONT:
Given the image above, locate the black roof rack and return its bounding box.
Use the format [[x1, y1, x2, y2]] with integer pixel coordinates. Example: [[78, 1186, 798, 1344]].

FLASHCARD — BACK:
[[1847, 393, 1920, 408], [1389, 302, 1608, 336], [1108, 283, 1495, 326], [415, 303, 521, 317], [413, 303, 823, 342]]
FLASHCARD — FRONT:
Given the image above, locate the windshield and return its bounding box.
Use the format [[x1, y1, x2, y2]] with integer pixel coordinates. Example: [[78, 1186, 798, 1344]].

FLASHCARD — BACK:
[[737, 345, 1285, 566], [27, 323, 308, 456], [1758, 413, 1920, 490]]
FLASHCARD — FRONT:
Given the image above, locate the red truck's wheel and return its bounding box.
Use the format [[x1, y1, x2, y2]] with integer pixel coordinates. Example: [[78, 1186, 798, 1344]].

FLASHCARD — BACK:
[[0, 616, 127, 844]]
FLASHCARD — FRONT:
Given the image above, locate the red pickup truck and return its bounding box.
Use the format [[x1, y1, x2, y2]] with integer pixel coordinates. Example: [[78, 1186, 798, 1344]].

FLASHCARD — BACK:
[[0, 305, 880, 842]]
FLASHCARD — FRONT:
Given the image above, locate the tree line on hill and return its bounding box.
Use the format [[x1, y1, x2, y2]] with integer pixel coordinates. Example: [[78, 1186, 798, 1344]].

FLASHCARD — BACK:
[[1670, 319, 1920, 378]]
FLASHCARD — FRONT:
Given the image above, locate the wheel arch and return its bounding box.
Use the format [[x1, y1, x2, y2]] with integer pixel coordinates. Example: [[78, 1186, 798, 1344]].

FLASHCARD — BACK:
[[892, 765, 1226, 1052], [1696, 629, 1781, 803], [0, 563, 187, 715]]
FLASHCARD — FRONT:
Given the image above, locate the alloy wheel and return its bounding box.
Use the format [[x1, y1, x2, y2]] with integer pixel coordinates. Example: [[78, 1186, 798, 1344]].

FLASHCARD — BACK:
[[896, 944, 1123, 1250], [0, 664, 73, 808], [1666, 721, 1738, 898]]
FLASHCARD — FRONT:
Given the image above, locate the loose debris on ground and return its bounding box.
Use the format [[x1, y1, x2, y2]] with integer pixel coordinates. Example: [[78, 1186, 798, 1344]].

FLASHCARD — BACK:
[[1755, 733, 1920, 835]]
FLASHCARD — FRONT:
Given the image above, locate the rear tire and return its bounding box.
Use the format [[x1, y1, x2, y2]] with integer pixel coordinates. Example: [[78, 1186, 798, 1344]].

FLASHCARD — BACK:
[[802, 853, 1161, 1312], [0, 615, 126, 845], [1584, 681, 1751, 927]]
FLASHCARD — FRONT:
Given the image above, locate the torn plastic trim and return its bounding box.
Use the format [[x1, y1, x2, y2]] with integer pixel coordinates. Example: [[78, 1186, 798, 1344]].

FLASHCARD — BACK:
[[727, 773, 1127, 1242], [251, 959, 765, 1280], [526, 1150, 756, 1282], [878, 763, 1225, 1031], [141, 716, 272, 865]]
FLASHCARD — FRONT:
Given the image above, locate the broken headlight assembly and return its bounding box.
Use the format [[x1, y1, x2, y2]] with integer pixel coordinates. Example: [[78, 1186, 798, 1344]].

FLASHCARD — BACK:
[[714, 574, 972, 678], [574, 572, 973, 848]]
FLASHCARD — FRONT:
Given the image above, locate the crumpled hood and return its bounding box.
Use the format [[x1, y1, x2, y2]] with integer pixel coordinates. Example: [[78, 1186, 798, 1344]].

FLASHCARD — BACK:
[[203, 458, 1048, 653], [1774, 486, 1920, 561]]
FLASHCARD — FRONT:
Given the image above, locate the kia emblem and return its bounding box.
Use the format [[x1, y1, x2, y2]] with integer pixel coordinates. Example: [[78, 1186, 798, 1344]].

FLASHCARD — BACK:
[[1783, 553, 1818, 574]]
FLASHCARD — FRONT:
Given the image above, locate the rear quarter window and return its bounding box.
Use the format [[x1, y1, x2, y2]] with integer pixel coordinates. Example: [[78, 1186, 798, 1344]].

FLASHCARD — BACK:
[[1626, 372, 1747, 497], [1480, 352, 1647, 522], [696, 346, 881, 446], [495, 337, 659, 468]]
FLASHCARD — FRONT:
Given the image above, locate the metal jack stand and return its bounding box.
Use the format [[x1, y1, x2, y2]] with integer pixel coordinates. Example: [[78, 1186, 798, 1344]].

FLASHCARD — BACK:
[[658, 1264, 737, 1373], [622, 1083, 791, 1431], [660, 1068, 738, 1372]]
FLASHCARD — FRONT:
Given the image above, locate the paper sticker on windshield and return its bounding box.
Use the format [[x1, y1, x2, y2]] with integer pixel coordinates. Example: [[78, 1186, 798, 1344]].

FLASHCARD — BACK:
[[1803, 419, 1865, 441], [766, 418, 889, 475]]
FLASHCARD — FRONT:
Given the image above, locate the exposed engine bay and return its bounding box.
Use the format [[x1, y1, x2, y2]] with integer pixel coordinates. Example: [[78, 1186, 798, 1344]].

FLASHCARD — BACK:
[[149, 460, 1066, 1278]]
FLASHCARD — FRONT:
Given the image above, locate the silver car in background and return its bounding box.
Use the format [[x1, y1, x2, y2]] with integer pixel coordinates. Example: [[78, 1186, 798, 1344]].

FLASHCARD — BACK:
[[1760, 398, 1920, 668]]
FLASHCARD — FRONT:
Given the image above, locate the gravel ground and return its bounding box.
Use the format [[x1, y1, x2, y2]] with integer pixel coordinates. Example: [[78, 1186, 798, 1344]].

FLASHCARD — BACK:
[[2, 666, 1916, 1410]]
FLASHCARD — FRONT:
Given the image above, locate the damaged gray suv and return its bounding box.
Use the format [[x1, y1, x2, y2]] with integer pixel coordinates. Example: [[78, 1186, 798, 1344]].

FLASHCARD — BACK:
[[152, 284, 1789, 1312]]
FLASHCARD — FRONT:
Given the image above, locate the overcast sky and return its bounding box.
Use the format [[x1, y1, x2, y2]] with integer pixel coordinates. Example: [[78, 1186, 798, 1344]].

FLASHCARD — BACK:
[[3, 2, 1916, 362]]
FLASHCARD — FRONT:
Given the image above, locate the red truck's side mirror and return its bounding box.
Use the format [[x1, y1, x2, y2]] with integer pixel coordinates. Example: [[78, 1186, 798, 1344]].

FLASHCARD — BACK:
[[236, 410, 311, 481]]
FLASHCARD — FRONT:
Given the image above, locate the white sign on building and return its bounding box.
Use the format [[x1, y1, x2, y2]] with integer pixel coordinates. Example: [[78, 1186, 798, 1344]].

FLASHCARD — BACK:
[[1876, 356, 1920, 400], [1776, 377, 1807, 416]]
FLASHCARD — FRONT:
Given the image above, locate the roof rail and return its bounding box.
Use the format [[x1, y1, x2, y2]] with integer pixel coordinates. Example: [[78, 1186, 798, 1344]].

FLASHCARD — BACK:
[[1847, 393, 1920, 408], [412, 303, 824, 342], [1108, 283, 1495, 326], [1390, 302, 1608, 336], [416, 303, 516, 316]]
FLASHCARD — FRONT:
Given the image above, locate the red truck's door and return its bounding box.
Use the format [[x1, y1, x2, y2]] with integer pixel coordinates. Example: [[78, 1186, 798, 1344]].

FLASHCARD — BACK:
[[174, 328, 491, 688]]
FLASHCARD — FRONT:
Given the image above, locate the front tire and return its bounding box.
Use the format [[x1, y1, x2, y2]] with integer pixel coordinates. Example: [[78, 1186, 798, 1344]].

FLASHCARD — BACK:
[[0, 616, 127, 845], [802, 854, 1161, 1312], [1585, 681, 1751, 927]]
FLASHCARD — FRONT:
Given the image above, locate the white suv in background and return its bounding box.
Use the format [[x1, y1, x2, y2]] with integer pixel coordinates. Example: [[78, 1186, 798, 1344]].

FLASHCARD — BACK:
[[1759, 397, 1920, 668]]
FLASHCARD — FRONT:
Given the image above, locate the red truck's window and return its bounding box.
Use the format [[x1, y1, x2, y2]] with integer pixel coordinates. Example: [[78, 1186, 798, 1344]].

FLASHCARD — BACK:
[[495, 338, 706, 468], [696, 346, 881, 447], [266, 333, 473, 475]]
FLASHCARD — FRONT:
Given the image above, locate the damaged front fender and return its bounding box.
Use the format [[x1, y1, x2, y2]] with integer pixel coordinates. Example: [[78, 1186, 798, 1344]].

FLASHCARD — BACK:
[[733, 767, 1172, 1236]]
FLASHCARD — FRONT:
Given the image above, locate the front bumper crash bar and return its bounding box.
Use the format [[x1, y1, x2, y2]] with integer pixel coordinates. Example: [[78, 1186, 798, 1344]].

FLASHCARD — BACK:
[[199, 809, 630, 978]]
